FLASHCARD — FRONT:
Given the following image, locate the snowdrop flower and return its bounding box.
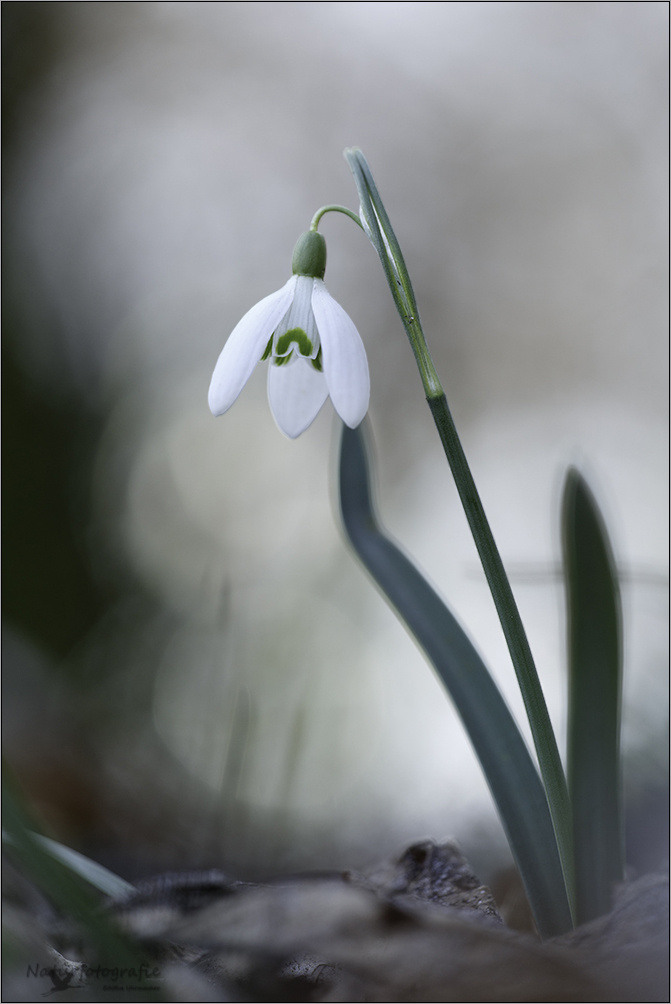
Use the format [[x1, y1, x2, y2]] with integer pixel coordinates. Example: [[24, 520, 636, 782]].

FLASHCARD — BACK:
[[208, 231, 369, 438]]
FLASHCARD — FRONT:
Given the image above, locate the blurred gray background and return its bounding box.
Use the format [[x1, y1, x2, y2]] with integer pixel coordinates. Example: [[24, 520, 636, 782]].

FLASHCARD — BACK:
[[3, 1, 668, 883]]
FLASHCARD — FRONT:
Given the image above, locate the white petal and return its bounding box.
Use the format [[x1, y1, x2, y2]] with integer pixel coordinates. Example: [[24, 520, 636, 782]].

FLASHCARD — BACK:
[[267, 357, 329, 438], [311, 279, 370, 429], [208, 276, 297, 416]]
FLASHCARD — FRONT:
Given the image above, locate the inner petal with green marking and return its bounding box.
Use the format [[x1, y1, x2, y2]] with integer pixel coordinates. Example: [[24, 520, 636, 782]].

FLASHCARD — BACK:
[[262, 274, 321, 368], [274, 327, 314, 358]]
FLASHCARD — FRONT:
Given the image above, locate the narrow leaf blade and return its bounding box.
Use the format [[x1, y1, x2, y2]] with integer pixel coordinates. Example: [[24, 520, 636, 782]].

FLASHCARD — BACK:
[[2, 778, 141, 970], [340, 423, 573, 937], [562, 468, 624, 923]]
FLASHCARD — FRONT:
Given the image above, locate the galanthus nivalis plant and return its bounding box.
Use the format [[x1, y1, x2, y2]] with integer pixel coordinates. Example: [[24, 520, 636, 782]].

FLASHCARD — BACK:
[[206, 150, 625, 940], [208, 229, 369, 438], [0, 150, 638, 988]]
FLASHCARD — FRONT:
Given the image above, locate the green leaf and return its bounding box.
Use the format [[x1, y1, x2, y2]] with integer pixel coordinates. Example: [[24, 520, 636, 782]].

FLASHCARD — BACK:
[[562, 468, 624, 923], [3, 832, 135, 899], [339, 423, 573, 937], [2, 767, 160, 993]]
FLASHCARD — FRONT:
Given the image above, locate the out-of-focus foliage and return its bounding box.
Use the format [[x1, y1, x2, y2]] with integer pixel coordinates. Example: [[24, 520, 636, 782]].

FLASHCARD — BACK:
[[1, 331, 110, 658]]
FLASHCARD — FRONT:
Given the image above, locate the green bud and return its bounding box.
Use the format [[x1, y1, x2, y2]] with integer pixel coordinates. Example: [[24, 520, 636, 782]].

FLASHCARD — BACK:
[[291, 231, 327, 279]]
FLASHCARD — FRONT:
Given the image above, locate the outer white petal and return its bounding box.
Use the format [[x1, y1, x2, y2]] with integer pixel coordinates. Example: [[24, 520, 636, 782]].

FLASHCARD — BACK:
[[267, 357, 329, 438], [208, 276, 297, 416], [311, 279, 370, 429]]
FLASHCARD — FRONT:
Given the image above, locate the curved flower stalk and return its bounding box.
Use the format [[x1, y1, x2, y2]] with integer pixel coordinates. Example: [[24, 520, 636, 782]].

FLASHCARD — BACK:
[[344, 147, 576, 925], [209, 231, 369, 438]]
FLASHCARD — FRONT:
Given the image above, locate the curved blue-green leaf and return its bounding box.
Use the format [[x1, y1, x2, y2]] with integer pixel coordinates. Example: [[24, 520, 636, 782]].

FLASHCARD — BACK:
[[339, 422, 572, 937], [562, 468, 623, 924]]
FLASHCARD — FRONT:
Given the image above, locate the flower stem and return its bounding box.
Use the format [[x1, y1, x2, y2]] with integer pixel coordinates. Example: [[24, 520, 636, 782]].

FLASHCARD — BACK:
[[310, 204, 364, 232], [344, 146, 575, 915], [428, 392, 575, 910]]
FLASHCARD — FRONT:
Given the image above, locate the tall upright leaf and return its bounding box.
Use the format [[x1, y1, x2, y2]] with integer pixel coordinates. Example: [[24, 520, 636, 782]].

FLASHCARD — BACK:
[[562, 468, 623, 924]]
